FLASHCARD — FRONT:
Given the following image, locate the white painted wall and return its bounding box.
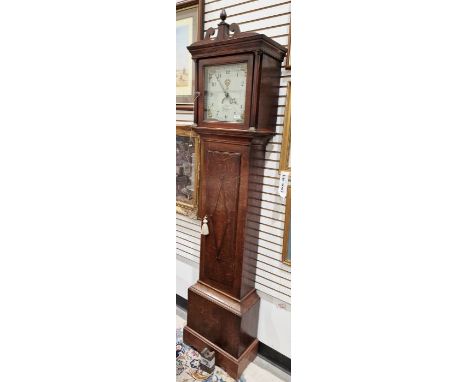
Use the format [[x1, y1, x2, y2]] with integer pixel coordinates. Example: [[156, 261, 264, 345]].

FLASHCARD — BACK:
[[177, 255, 291, 358]]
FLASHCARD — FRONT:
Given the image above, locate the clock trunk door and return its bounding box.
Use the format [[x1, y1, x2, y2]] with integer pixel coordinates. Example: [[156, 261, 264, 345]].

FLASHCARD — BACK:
[[198, 54, 254, 130], [199, 140, 250, 298]]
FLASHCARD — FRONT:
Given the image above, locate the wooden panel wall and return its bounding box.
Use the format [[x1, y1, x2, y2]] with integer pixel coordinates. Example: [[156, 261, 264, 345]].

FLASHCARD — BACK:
[[176, 0, 291, 304]]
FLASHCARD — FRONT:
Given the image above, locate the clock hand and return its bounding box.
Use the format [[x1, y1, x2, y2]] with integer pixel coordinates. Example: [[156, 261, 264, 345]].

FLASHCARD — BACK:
[[215, 75, 229, 98], [215, 75, 226, 92]]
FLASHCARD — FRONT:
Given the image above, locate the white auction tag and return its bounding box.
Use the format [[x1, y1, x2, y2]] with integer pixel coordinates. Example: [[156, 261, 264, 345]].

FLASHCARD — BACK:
[[278, 171, 289, 201]]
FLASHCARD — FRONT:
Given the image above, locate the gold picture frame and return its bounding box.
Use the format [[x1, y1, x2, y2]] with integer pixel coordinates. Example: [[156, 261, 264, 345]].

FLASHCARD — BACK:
[[282, 186, 291, 266], [176, 0, 204, 110], [176, 125, 200, 218], [279, 81, 291, 173]]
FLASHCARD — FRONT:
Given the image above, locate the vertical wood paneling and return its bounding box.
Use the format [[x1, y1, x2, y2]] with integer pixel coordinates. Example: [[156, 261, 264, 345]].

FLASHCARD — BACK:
[[176, 0, 291, 304]]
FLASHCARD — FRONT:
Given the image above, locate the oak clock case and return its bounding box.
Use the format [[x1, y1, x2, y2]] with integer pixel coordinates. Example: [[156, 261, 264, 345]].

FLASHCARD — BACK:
[[183, 10, 287, 379]]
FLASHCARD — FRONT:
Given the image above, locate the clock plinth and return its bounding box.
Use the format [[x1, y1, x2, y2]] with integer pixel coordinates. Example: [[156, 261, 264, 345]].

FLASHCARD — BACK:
[[183, 10, 287, 379], [183, 282, 260, 379]]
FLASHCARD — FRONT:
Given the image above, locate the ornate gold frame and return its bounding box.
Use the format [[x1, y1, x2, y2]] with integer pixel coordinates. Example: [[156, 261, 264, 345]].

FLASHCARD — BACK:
[[282, 185, 291, 265], [279, 81, 291, 173], [176, 125, 200, 218]]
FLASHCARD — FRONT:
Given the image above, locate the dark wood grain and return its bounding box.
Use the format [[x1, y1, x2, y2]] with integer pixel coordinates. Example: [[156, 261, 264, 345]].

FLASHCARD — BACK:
[[200, 148, 241, 294]]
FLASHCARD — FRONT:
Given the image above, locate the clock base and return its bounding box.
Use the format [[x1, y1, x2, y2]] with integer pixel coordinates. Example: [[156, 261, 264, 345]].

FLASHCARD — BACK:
[[183, 326, 258, 380], [183, 282, 260, 379]]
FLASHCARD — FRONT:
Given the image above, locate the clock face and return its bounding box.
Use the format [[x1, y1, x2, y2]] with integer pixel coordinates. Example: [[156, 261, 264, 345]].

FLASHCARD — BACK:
[[204, 62, 247, 123]]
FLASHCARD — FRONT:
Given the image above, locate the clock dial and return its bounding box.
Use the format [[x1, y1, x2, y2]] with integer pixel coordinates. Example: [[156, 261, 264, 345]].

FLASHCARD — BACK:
[[204, 63, 247, 123]]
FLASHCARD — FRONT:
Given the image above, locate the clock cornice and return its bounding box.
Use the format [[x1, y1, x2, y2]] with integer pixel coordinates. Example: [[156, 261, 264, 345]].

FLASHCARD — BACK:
[[187, 10, 287, 62]]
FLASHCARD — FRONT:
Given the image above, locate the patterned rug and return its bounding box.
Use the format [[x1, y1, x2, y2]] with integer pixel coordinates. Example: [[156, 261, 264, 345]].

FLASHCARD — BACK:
[[176, 328, 246, 382]]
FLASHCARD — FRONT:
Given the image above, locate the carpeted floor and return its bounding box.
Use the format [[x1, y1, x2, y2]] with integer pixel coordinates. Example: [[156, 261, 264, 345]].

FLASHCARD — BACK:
[[176, 328, 246, 382]]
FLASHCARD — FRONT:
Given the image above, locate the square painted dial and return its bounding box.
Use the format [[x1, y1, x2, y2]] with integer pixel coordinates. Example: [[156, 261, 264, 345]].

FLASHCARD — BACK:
[[204, 62, 247, 123]]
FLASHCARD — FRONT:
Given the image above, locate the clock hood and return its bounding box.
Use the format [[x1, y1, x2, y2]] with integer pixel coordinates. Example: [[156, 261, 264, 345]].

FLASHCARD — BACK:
[[187, 10, 287, 62]]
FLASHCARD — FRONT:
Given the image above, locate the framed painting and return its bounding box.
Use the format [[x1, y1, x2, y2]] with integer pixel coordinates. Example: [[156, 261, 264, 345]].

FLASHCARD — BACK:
[[176, 0, 204, 110], [279, 81, 291, 173], [282, 185, 291, 266], [176, 125, 200, 217]]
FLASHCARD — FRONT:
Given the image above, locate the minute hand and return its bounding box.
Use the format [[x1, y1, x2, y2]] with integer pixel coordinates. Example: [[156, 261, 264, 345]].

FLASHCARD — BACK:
[[215, 75, 228, 95]]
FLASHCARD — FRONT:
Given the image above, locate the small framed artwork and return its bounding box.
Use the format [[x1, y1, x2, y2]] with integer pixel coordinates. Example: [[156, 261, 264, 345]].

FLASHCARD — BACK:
[[282, 186, 291, 266], [176, 125, 200, 217], [176, 0, 204, 110], [279, 81, 291, 173]]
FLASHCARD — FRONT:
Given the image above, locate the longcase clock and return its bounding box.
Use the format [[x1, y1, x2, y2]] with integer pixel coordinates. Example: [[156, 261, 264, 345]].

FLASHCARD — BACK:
[[183, 10, 287, 379]]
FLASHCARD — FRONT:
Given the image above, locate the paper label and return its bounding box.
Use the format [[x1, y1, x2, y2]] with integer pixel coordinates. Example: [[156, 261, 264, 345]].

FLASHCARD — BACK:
[[278, 171, 289, 200]]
